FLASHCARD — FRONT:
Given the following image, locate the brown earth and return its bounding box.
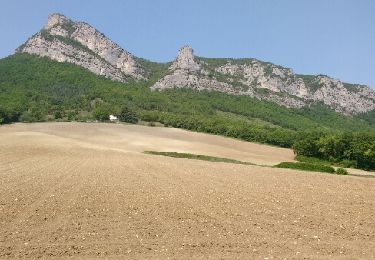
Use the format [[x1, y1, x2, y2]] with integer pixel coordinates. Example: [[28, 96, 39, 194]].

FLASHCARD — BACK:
[[0, 122, 374, 259]]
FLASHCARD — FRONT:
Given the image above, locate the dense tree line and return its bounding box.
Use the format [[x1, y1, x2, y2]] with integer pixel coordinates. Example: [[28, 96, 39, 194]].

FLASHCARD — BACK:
[[0, 53, 374, 169], [138, 111, 296, 147], [294, 132, 375, 170]]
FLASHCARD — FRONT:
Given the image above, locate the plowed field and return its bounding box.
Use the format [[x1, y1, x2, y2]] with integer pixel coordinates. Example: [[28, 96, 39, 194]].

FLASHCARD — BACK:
[[0, 123, 374, 259]]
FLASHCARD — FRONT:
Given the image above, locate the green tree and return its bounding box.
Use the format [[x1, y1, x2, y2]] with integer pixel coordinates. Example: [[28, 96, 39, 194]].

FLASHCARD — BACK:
[[118, 106, 138, 124], [67, 111, 78, 121], [360, 140, 375, 170], [54, 110, 63, 119], [93, 105, 111, 121], [293, 131, 324, 157], [19, 111, 36, 122], [0, 107, 5, 124]]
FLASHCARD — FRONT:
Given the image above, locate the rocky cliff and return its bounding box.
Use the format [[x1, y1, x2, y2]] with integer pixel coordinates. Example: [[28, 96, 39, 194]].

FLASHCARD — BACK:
[[16, 14, 375, 115], [151, 46, 234, 93], [17, 13, 144, 82], [152, 46, 375, 114]]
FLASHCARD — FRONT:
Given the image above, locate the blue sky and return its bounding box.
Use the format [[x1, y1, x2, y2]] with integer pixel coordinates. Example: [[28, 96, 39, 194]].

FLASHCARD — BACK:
[[0, 0, 374, 87]]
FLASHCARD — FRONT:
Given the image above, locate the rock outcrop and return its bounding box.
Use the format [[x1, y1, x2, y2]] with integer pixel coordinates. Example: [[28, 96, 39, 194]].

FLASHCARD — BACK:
[[152, 46, 375, 114], [17, 13, 144, 81], [312, 76, 375, 114], [152, 46, 234, 93]]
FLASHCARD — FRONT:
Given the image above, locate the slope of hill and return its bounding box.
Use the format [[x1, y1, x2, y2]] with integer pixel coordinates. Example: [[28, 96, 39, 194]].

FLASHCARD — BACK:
[[0, 123, 374, 259]]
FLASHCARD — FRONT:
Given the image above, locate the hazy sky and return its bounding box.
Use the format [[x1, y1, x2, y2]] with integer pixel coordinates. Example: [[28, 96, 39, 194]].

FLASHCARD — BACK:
[[0, 0, 374, 87]]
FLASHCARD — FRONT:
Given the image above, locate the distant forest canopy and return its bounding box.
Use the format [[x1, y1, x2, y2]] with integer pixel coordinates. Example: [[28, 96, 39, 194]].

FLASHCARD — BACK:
[[0, 53, 374, 170]]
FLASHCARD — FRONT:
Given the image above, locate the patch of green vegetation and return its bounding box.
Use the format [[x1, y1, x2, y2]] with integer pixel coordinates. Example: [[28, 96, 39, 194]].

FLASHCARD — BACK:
[[336, 168, 348, 175], [216, 111, 280, 128], [275, 162, 336, 174], [144, 151, 254, 165], [358, 110, 375, 127], [135, 57, 171, 86], [342, 82, 361, 93], [263, 64, 273, 77], [197, 57, 267, 67], [40, 30, 55, 41], [118, 106, 138, 124], [197, 57, 238, 67], [59, 20, 76, 36], [250, 77, 259, 88], [195, 58, 250, 91], [214, 74, 248, 91], [296, 103, 372, 132], [295, 155, 356, 168], [137, 108, 299, 148], [254, 87, 301, 103], [197, 57, 282, 70], [297, 74, 322, 92], [293, 131, 375, 171]]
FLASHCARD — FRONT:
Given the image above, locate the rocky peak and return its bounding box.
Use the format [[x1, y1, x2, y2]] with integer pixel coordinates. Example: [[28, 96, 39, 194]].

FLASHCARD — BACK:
[[44, 13, 70, 30], [151, 45, 234, 92], [17, 13, 144, 81], [171, 45, 201, 71]]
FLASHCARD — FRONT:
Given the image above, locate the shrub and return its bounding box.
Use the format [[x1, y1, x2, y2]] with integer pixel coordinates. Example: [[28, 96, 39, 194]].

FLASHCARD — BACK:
[[336, 168, 348, 175], [275, 162, 336, 173], [339, 160, 356, 168], [93, 105, 111, 121], [19, 111, 32, 122], [19, 110, 43, 122], [118, 106, 138, 124], [67, 111, 78, 121], [296, 155, 356, 168], [54, 111, 63, 119]]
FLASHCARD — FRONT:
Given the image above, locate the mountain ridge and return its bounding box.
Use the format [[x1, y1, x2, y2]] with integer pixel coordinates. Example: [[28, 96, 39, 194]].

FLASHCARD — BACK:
[[151, 46, 375, 114], [15, 13, 375, 115]]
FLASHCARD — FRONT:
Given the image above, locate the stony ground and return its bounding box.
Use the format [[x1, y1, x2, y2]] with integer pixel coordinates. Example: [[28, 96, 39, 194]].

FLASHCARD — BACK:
[[0, 123, 374, 259]]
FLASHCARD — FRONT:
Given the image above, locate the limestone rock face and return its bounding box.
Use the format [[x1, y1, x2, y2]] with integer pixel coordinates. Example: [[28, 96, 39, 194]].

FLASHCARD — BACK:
[[152, 46, 234, 93], [152, 47, 307, 109], [70, 22, 142, 78], [17, 13, 144, 82], [44, 13, 69, 30], [215, 61, 309, 99], [312, 76, 375, 114], [20, 32, 126, 82], [170, 46, 201, 71], [152, 46, 375, 114]]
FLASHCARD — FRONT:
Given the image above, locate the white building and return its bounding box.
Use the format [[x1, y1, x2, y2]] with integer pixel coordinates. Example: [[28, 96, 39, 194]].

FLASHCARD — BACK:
[[109, 115, 118, 122]]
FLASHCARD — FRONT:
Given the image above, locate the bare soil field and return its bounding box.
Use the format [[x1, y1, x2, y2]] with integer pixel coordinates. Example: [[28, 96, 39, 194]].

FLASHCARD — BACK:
[[0, 122, 374, 259]]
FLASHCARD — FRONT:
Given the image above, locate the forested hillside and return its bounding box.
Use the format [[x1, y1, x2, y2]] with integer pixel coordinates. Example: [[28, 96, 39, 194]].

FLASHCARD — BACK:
[[0, 53, 374, 169]]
